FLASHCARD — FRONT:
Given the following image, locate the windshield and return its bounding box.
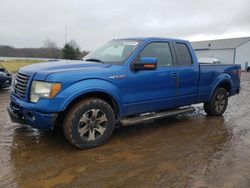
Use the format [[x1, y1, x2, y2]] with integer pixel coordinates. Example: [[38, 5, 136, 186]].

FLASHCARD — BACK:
[[83, 40, 141, 65]]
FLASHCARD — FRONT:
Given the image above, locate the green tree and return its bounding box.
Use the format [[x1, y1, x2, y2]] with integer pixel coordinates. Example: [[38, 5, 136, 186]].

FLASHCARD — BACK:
[[62, 40, 81, 60]]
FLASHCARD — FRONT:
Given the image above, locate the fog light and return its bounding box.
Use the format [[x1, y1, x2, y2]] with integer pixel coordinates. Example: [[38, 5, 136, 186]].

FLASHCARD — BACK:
[[27, 112, 35, 121]]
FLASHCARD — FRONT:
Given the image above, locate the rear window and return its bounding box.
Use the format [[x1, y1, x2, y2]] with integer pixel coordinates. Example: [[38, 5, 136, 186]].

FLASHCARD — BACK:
[[175, 43, 193, 66]]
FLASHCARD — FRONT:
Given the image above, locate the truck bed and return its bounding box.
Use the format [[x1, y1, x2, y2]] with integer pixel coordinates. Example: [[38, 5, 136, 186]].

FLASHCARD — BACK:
[[197, 63, 241, 103]]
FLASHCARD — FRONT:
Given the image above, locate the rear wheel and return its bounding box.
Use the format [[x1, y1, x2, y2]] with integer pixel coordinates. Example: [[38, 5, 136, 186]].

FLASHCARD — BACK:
[[247, 68, 250, 72], [63, 98, 115, 149], [204, 88, 228, 116]]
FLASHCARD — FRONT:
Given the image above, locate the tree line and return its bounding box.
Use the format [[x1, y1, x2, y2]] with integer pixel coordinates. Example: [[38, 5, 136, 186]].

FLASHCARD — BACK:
[[0, 39, 88, 60]]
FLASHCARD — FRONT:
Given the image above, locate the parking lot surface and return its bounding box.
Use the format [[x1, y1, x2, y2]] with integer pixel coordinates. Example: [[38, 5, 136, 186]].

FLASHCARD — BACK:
[[0, 73, 250, 188]]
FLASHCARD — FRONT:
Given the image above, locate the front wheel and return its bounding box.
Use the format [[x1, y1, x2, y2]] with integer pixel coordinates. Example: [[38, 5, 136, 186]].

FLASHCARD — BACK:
[[204, 88, 228, 116], [63, 98, 115, 149]]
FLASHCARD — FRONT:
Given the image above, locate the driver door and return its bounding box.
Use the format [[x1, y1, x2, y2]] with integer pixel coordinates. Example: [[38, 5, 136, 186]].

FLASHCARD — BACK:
[[123, 42, 179, 116]]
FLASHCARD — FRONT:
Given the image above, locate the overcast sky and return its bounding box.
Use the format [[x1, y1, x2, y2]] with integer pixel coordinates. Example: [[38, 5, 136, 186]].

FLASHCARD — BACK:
[[1, 0, 250, 50]]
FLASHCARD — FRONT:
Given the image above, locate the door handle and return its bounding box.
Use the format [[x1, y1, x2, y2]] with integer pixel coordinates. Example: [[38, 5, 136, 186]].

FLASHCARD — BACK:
[[170, 72, 178, 78], [170, 72, 179, 87]]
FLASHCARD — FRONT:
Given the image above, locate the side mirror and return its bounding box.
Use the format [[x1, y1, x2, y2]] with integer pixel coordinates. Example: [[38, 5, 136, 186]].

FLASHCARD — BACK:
[[133, 57, 158, 71]]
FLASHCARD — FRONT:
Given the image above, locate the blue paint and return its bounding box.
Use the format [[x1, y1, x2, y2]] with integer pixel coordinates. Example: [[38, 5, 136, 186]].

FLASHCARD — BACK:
[[8, 37, 241, 130]]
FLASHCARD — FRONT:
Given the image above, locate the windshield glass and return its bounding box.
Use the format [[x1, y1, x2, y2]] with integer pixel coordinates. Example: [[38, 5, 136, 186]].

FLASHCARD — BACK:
[[83, 40, 141, 65]]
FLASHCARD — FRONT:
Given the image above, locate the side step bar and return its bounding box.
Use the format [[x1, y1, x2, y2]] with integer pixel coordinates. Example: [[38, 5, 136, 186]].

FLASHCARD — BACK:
[[120, 106, 195, 126]]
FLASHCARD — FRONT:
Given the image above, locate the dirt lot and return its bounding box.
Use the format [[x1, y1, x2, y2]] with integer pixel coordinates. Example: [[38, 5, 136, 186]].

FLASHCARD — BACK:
[[0, 73, 250, 188]]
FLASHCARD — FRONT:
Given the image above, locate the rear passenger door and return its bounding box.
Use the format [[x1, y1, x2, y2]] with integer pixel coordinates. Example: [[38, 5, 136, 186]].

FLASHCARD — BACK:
[[174, 42, 199, 106]]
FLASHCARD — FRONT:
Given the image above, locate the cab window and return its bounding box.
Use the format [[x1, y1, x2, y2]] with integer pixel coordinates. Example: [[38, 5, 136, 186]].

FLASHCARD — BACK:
[[139, 42, 173, 67], [175, 43, 193, 66]]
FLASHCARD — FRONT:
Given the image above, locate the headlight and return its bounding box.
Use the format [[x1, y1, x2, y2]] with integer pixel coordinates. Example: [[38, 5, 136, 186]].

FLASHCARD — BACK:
[[30, 81, 61, 103]]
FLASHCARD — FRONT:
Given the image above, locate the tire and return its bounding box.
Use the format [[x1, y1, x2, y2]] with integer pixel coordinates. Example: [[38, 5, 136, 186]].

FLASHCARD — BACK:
[[247, 68, 250, 72], [204, 88, 228, 116], [63, 98, 115, 149]]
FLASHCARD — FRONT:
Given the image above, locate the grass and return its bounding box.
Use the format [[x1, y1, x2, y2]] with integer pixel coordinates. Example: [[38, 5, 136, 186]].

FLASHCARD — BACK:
[[0, 59, 46, 73]]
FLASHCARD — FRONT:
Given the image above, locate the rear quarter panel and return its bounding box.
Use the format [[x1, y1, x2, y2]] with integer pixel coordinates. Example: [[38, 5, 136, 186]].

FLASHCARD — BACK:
[[197, 64, 241, 103]]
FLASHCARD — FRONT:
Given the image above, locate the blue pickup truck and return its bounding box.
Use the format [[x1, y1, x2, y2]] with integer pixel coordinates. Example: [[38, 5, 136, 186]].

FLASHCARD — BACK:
[[8, 37, 241, 149]]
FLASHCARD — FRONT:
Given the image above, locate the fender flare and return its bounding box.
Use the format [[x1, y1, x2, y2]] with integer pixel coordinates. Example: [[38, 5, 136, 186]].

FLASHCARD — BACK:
[[209, 73, 233, 101], [56, 79, 122, 112]]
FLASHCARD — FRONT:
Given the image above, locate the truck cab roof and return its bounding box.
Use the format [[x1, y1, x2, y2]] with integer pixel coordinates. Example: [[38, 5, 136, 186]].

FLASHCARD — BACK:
[[115, 37, 189, 43]]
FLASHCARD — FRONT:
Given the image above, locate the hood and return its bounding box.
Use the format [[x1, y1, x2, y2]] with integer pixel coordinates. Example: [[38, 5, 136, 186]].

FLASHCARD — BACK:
[[19, 60, 111, 79]]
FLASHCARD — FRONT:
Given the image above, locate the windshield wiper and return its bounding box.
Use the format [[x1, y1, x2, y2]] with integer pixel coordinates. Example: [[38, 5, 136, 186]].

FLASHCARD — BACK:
[[85, 58, 104, 64]]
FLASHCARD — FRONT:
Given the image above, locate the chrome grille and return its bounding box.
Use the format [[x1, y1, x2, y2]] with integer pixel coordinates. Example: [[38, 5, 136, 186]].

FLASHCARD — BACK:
[[14, 72, 30, 98]]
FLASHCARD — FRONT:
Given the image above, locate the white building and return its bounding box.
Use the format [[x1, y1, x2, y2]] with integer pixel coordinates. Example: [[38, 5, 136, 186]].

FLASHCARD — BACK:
[[192, 37, 250, 70]]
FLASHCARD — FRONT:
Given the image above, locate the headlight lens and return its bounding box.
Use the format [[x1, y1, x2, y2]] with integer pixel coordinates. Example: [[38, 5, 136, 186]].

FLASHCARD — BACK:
[[30, 81, 61, 103]]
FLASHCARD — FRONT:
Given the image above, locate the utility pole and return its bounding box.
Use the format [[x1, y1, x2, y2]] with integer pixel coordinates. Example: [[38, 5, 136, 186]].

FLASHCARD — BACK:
[[65, 24, 67, 45]]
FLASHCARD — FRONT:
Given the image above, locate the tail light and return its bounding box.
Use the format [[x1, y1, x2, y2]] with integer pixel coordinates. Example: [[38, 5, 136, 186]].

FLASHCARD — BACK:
[[237, 69, 242, 79], [234, 69, 241, 79]]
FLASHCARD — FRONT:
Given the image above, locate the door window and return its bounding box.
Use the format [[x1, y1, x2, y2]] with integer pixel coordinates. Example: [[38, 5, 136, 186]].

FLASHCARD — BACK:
[[139, 42, 173, 67]]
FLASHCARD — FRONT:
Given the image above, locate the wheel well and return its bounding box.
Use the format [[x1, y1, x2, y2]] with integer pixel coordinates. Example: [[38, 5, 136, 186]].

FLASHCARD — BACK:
[[66, 92, 119, 117], [217, 81, 231, 94], [54, 92, 119, 129]]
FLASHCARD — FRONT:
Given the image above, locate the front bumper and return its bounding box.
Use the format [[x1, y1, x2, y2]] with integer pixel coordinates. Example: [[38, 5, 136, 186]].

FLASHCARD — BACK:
[[8, 97, 58, 130]]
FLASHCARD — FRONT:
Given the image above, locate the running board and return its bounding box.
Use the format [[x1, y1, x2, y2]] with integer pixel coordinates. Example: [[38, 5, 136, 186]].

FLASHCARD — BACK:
[[120, 107, 195, 126]]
